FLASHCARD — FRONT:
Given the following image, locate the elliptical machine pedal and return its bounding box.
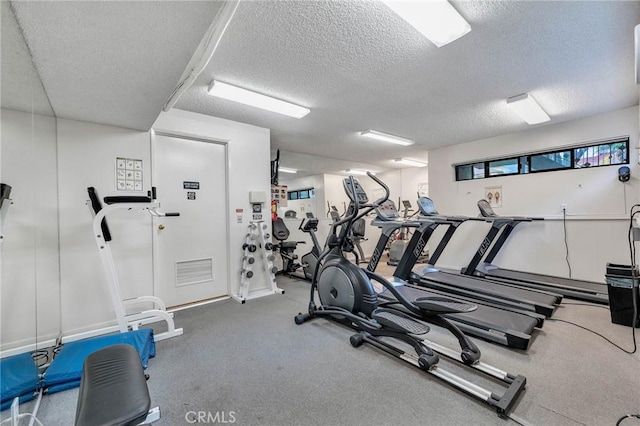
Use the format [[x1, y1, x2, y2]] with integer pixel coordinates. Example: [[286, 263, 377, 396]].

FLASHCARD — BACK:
[[372, 308, 430, 335]]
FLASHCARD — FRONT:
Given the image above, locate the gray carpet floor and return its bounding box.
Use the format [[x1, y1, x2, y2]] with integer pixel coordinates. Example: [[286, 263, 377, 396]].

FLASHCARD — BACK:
[[3, 271, 640, 425]]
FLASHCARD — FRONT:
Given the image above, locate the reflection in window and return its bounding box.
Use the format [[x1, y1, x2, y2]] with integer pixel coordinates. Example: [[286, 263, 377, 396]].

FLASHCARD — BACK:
[[575, 142, 627, 168], [488, 158, 519, 176], [611, 142, 627, 164], [472, 163, 485, 179], [457, 163, 487, 180], [530, 150, 571, 172], [456, 164, 472, 181]]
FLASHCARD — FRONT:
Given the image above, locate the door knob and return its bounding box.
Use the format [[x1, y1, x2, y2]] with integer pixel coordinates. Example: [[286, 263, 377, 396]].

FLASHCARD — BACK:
[[158, 224, 165, 230]]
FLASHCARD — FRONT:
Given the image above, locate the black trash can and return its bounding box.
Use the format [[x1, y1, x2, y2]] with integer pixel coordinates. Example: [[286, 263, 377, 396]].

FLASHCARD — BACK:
[[605, 263, 640, 327]]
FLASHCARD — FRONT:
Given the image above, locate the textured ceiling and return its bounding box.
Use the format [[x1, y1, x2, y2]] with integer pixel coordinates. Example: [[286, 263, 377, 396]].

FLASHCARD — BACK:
[[1, 2, 53, 116], [4, 1, 639, 177], [10, 0, 224, 130], [175, 0, 640, 176]]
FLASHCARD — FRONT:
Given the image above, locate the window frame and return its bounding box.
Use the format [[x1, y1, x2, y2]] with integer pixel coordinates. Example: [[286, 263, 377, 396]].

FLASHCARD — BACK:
[[453, 137, 629, 182]]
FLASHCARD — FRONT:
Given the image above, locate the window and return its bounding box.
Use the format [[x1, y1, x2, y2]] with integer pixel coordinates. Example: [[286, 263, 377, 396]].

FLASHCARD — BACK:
[[287, 187, 315, 200], [488, 158, 519, 176], [530, 150, 571, 172], [454, 137, 629, 181], [456, 163, 485, 181]]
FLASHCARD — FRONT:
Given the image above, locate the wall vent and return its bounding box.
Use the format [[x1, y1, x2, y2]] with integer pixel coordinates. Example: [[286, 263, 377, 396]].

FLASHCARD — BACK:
[[175, 258, 213, 287]]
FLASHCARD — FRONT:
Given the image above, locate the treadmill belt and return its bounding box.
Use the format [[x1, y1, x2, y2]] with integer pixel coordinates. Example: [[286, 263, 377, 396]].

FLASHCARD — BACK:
[[415, 270, 559, 317], [391, 285, 538, 334], [489, 268, 607, 294]]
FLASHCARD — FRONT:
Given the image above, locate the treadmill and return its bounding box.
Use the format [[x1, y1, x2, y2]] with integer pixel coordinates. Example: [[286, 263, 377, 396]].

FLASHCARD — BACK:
[[369, 201, 542, 350], [461, 200, 609, 304], [392, 199, 561, 318]]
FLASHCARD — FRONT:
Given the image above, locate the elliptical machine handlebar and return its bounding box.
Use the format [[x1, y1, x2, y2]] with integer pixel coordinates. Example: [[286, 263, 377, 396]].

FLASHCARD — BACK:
[[367, 172, 390, 209], [344, 172, 391, 221]]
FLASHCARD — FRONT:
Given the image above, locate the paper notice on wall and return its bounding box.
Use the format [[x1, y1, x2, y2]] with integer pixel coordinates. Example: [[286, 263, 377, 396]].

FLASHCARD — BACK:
[[485, 186, 502, 207], [418, 183, 429, 197], [116, 157, 143, 192]]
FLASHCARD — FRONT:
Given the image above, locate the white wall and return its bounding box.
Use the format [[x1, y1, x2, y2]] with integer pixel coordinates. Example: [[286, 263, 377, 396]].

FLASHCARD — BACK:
[[57, 118, 153, 335], [1, 109, 59, 351], [279, 175, 321, 218], [428, 106, 639, 282], [2, 108, 271, 350], [153, 109, 271, 297]]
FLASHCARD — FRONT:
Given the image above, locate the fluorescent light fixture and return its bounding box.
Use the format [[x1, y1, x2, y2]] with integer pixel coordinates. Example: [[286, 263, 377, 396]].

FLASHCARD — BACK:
[[506, 93, 550, 125], [382, 0, 471, 47], [360, 129, 414, 146], [278, 167, 297, 174], [394, 158, 428, 167], [345, 169, 371, 176], [208, 80, 310, 118]]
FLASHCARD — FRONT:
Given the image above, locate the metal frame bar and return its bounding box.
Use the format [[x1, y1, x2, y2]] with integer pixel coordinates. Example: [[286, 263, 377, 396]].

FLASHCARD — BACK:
[[88, 201, 183, 341]]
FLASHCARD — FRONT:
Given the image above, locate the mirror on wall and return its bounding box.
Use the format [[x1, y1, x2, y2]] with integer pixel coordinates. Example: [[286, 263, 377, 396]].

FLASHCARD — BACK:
[[1, 2, 60, 357]]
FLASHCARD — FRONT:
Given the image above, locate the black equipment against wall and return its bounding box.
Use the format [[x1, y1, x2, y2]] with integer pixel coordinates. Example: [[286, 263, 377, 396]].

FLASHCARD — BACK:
[[465, 199, 609, 304], [294, 173, 527, 418]]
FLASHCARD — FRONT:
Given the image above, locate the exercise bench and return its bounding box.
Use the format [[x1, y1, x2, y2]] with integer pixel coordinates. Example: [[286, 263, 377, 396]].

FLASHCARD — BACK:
[[75, 344, 160, 426]]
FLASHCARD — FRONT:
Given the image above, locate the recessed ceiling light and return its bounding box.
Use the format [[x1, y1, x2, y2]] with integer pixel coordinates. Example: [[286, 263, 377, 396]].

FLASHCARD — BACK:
[[360, 130, 414, 146], [506, 93, 550, 125], [278, 167, 297, 174], [382, 0, 471, 48], [394, 158, 428, 167], [208, 80, 310, 119]]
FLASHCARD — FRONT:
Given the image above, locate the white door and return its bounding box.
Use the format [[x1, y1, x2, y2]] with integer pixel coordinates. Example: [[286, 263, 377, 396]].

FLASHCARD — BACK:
[[152, 134, 228, 307]]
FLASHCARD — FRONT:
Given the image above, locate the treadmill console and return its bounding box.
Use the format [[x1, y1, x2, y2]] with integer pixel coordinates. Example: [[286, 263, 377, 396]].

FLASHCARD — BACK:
[[477, 199, 497, 217], [375, 200, 400, 221], [417, 197, 438, 216], [343, 178, 369, 205]]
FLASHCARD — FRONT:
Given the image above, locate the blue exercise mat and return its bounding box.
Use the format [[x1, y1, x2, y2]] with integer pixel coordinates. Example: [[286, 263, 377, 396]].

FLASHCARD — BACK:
[[0, 352, 39, 410], [43, 329, 155, 394]]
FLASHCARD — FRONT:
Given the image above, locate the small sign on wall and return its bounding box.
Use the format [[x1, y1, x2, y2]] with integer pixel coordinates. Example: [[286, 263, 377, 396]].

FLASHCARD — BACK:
[[184, 181, 200, 190], [418, 183, 429, 197], [115, 157, 143, 191], [187, 191, 196, 200], [485, 186, 502, 207]]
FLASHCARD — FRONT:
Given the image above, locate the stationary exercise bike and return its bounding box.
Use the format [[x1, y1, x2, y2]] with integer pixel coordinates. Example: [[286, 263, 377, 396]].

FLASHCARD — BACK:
[[299, 213, 322, 281], [295, 173, 481, 366], [272, 217, 306, 277]]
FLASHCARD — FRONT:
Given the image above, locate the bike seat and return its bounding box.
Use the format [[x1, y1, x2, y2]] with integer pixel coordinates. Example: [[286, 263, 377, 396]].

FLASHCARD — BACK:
[[413, 297, 478, 314], [279, 241, 298, 249]]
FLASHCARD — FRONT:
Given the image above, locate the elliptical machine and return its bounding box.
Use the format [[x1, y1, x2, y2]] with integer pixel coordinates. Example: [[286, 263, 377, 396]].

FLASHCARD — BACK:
[[294, 173, 527, 419], [295, 174, 480, 365]]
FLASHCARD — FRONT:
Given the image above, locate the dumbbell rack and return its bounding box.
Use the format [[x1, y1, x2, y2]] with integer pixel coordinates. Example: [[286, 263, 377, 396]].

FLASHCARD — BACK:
[[233, 220, 284, 303]]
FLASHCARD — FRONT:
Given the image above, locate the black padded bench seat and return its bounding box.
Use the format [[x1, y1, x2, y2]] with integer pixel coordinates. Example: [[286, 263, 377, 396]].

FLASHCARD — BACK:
[[75, 344, 153, 426]]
